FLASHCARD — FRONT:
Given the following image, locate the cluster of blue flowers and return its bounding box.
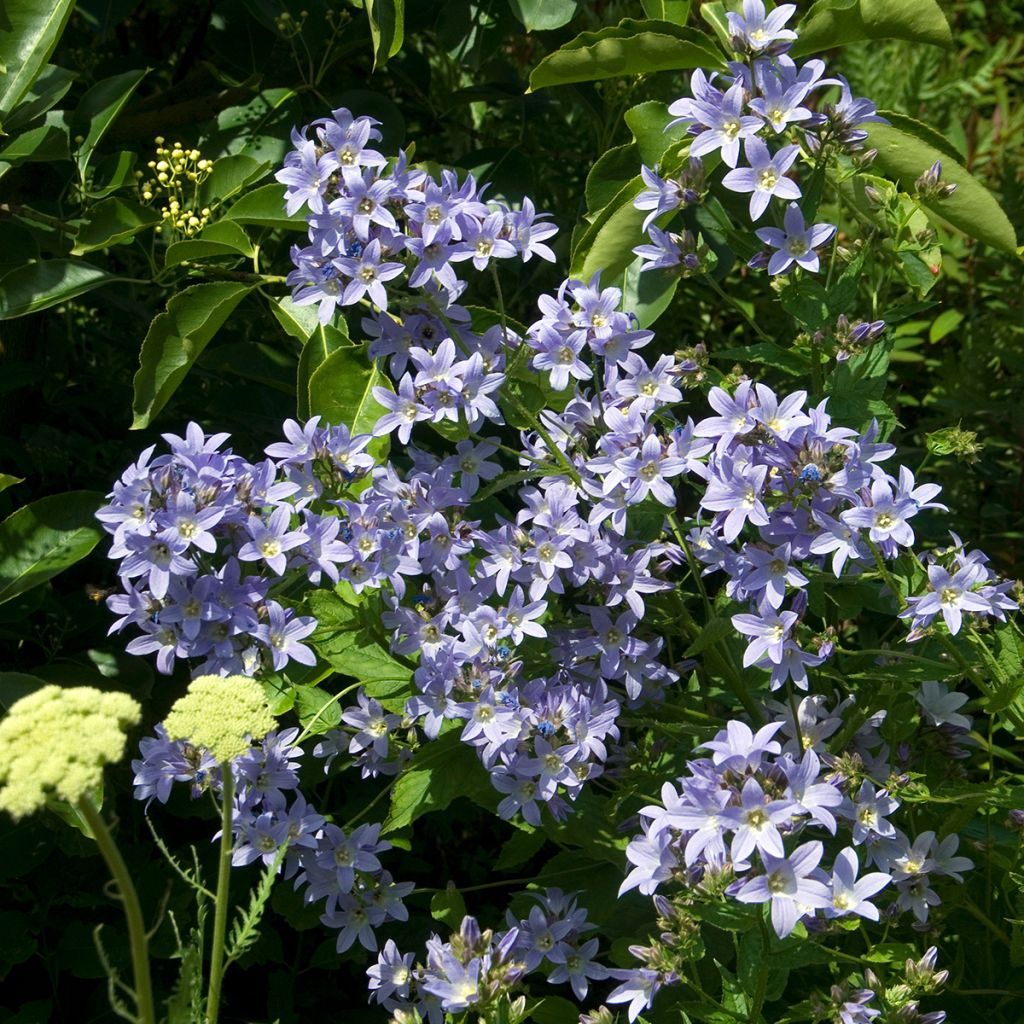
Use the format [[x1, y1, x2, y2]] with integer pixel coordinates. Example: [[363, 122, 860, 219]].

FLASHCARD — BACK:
[[368, 890, 612, 1021], [632, 0, 883, 276], [132, 722, 415, 954], [277, 109, 557, 323], [98, 419, 382, 677], [612, 697, 969, 1021]]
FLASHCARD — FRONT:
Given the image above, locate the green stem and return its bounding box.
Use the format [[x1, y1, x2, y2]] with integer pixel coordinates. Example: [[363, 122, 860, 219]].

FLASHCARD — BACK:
[[748, 909, 771, 1023], [206, 766, 235, 1024], [0, 200, 77, 233], [77, 795, 156, 1024]]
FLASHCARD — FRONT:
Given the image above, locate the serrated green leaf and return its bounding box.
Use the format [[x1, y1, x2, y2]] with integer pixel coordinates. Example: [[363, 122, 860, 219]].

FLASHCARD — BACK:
[[0, 491, 104, 606], [0, 0, 75, 126], [73, 69, 148, 176], [131, 282, 254, 428], [792, 0, 952, 56], [528, 20, 724, 91], [0, 260, 121, 319], [864, 122, 1016, 253], [71, 197, 159, 255]]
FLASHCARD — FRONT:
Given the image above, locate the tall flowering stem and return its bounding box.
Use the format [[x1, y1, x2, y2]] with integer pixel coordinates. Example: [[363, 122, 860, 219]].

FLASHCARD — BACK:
[[206, 765, 235, 1024], [76, 795, 156, 1024]]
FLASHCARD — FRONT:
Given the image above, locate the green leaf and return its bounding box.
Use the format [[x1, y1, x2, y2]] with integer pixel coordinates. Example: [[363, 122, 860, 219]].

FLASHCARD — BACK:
[[585, 142, 640, 212], [0, 0, 75, 127], [3, 63, 75, 135], [527, 20, 724, 91], [162, 239, 246, 268], [272, 295, 324, 345], [0, 491, 104, 606], [0, 111, 69, 164], [201, 153, 271, 205], [0, 260, 120, 319], [430, 888, 467, 929], [382, 729, 492, 833], [72, 69, 148, 176], [792, 0, 952, 56], [0, 671, 45, 710], [508, 0, 578, 32], [864, 122, 1017, 253], [620, 256, 679, 329], [366, 0, 405, 68], [571, 176, 646, 281], [825, 335, 895, 432], [85, 149, 139, 199], [0, 474, 24, 495], [876, 110, 965, 164], [71, 197, 160, 255], [223, 183, 307, 231], [699, 0, 733, 51], [779, 278, 830, 331], [623, 100, 690, 167], [307, 343, 391, 461], [295, 316, 350, 420], [640, 0, 690, 24], [293, 684, 343, 733], [131, 282, 254, 429]]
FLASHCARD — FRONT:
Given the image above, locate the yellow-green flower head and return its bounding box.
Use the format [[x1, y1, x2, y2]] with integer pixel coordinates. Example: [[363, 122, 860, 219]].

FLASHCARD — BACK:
[[163, 675, 276, 763], [0, 685, 141, 820]]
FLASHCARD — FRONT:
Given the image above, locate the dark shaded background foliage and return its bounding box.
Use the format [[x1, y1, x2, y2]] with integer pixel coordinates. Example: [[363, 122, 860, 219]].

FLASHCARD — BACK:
[[0, 1, 1022, 1021]]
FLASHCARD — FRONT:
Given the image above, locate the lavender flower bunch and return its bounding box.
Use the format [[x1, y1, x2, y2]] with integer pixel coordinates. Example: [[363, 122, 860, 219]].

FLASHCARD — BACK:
[[632, 0, 884, 277], [277, 108, 557, 324]]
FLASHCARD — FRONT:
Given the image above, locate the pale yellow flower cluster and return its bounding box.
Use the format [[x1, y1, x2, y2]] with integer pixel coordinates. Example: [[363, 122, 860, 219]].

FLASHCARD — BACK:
[[0, 685, 141, 819], [136, 136, 214, 238]]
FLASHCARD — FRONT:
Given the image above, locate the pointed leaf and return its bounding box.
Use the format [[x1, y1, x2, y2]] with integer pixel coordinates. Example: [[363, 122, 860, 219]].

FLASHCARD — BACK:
[[224, 183, 307, 230], [0, 491, 104, 606], [528, 20, 724, 91], [0, 260, 121, 319], [865, 122, 1017, 253], [131, 282, 255, 428], [3, 63, 75, 135], [307, 342, 392, 460], [71, 197, 160, 255], [792, 0, 952, 56], [0, 0, 75, 126], [73, 69, 148, 176], [366, 0, 405, 68]]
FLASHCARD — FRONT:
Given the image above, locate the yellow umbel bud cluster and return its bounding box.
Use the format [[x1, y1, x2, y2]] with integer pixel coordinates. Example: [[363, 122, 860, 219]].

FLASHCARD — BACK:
[[0, 685, 141, 820], [136, 136, 214, 239], [163, 675, 277, 763]]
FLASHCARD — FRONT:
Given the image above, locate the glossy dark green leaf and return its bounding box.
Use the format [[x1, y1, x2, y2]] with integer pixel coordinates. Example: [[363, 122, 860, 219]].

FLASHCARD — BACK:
[[71, 197, 159, 255], [202, 153, 271, 205], [0, 111, 69, 163], [527, 20, 724, 91], [620, 256, 679, 329], [295, 319, 351, 421], [508, 0, 578, 32], [3, 63, 75, 134], [224, 183, 307, 230], [163, 219, 255, 267], [0, 491, 104, 606], [0, 672, 45, 710], [792, 0, 952, 56], [585, 142, 640, 212], [0, 260, 120, 319], [72, 68, 148, 175], [865, 122, 1017, 253], [571, 176, 646, 281], [131, 282, 255, 428], [0, 0, 75, 127]]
